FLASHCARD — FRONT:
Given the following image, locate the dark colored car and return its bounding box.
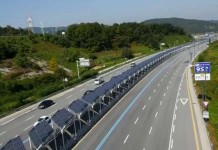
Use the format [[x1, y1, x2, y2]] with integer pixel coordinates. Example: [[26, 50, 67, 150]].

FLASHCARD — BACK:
[[38, 100, 55, 109]]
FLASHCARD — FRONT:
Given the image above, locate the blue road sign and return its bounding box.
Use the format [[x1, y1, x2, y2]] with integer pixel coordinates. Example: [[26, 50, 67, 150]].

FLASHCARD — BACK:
[[194, 62, 211, 73]]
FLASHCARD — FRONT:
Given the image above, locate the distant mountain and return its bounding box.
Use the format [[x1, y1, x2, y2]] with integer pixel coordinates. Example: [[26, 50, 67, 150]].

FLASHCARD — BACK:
[[210, 20, 218, 24], [143, 18, 218, 34], [31, 27, 67, 34]]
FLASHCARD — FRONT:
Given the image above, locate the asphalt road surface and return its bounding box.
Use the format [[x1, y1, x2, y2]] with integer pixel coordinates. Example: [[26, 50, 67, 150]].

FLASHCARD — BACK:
[[0, 42, 207, 149], [72, 42, 207, 150], [0, 51, 160, 147]]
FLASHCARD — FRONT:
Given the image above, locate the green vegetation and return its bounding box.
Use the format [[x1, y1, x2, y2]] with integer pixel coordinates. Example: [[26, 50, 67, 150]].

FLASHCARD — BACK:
[[0, 23, 192, 116], [143, 17, 218, 34], [0, 26, 28, 36], [195, 41, 218, 149]]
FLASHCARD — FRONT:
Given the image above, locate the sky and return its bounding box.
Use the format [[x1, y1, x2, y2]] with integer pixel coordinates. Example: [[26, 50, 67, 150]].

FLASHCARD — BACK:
[[0, 0, 218, 28]]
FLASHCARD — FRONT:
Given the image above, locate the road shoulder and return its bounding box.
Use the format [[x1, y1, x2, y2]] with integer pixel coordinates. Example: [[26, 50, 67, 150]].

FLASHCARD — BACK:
[[187, 66, 212, 150]]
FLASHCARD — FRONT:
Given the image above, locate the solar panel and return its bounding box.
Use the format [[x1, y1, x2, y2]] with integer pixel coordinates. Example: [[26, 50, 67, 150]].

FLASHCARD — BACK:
[[68, 99, 88, 114], [1, 136, 26, 150], [82, 90, 99, 104], [51, 108, 74, 129], [29, 120, 53, 148], [94, 86, 108, 96]]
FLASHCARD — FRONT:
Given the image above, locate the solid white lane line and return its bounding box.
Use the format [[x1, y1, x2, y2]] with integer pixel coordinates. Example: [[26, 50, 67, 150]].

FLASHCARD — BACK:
[[25, 115, 35, 121], [168, 69, 186, 150], [173, 124, 175, 133], [123, 134, 129, 144], [143, 105, 146, 110], [0, 131, 6, 136], [175, 105, 177, 110], [155, 112, 158, 118], [164, 93, 166, 96], [160, 101, 162, 106], [1, 118, 16, 126], [67, 95, 72, 99], [134, 118, 139, 125], [24, 125, 33, 131], [149, 127, 152, 135], [171, 139, 174, 149], [149, 97, 151, 100], [154, 89, 156, 93]]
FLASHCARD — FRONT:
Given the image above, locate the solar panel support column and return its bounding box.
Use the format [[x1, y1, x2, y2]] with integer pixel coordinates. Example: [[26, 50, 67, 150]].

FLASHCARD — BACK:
[[61, 130, 65, 150], [91, 109, 99, 115], [99, 102, 102, 114], [74, 121, 77, 136], [88, 110, 91, 124], [45, 145, 52, 150], [65, 129, 73, 137], [99, 101, 108, 106], [53, 132, 58, 150], [29, 137, 32, 150]]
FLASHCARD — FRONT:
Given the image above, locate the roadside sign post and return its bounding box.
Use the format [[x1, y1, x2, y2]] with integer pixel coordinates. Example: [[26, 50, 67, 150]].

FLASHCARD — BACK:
[[76, 58, 90, 79], [194, 62, 211, 101]]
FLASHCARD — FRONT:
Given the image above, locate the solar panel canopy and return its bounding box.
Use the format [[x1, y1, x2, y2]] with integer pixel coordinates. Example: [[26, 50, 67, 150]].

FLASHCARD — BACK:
[[51, 108, 74, 128], [1, 136, 26, 150], [29, 120, 53, 148], [68, 99, 88, 114]]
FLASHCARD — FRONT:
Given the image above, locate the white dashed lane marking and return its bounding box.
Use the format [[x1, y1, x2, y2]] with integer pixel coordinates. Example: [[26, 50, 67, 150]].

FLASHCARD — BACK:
[[25, 115, 35, 122], [143, 105, 146, 110], [0, 131, 6, 136], [123, 134, 129, 144], [155, 112, 158, 118], [24, 125, 33, 131], [149, 127, 152, 135], [134, 118, 139, 125]]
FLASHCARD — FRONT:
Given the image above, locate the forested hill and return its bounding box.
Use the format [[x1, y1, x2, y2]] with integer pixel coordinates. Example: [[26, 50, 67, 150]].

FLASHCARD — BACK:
[[0, 26, 28, 36], [0, 22, 191, 114], [143, 18, 218, 34], [66, 22, 186, 51]]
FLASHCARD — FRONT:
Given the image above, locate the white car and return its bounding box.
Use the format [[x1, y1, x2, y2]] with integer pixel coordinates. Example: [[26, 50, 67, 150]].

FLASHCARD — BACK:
[[131, 62, 136, 67], [34, 116, 51, 126], [94, 77, 104, 85]]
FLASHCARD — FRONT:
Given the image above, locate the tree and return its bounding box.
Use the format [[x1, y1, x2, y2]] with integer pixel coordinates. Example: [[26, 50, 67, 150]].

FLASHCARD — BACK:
[[49, 57, 58, 72], [121, 47, 134, 59]]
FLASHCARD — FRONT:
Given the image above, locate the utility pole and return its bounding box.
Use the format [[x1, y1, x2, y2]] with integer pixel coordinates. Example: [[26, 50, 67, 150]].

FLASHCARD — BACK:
[[193, 40, 195, 60], [76, 60, 80, 79]]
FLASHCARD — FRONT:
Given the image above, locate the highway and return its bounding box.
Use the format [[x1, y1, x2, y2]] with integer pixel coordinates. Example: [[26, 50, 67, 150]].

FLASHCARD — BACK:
[[0, 51, 159, 147], [72, 42, 207, 150], [0, 41, 207, 149]]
